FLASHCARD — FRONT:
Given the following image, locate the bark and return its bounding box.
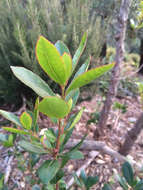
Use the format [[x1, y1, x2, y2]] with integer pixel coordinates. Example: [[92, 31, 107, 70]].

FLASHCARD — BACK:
[[97, 0, 132, 135], [139, 39, 143, 73], [119, 113, 143, 156]]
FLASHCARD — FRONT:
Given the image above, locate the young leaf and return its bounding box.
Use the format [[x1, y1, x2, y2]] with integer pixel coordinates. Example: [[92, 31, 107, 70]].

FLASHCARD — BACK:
[[66, 108, 83, 131], [66, 63, 114, 95], [20, 112, 32, 130], [73, 56, 91, 79], [0, 110, 22, 127], [55, 40, 70, 56], [11, 67, 55, 97], [3, 127, 29, 135], [37, 160, 60, 184], [122, 162, 134, 186], [36, 36, 67, 85], [72, 32, 87, 72], [19, 140, 47, 154], [38, 96, 70, 118], [62, 53, 72, 80]]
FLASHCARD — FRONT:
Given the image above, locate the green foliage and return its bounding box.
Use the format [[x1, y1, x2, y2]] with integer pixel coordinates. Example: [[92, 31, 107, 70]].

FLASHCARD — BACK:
[[0, 35, 113, 189], [0, 0, 111, 105]]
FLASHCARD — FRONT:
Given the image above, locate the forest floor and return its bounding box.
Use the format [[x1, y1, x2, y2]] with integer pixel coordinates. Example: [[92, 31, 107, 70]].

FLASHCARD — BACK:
[[0, 81, 143, 189]]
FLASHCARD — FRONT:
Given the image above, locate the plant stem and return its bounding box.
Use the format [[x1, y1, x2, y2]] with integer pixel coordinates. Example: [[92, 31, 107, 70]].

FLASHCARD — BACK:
[[54, 119, 62, 159]]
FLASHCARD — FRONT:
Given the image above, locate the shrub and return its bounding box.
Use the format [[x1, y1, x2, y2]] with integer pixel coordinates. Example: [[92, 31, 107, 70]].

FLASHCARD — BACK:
[[0, 34, 114, 189], [0, 0, 111, 106]]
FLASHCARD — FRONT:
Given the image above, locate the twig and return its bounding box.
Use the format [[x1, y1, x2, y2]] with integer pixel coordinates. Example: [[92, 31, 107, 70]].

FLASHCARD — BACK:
[[4, 155, 14, 184], [65, 139, 126, 162], [67, 151, 99, 189]]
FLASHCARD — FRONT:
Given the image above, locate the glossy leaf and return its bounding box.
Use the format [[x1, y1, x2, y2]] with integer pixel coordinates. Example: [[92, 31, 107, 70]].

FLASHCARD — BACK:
[[66, 63, 114, 95], [55, 40, 70, 56], [3, 127, 29, 135], [38, 96, 70, 118], [73, 56, 90, 79], [72, 32, 87, 72], [122, 162, 134, 186], [62, 53, 72, 80], [19, 140, 47, 154], [20, 112, 32, 130], [11, 67, 55, 97], [37, 160, 60, 184], [66, 108, 83, 131], [0, 110, 22, 127], [36, 36, 66, 85]]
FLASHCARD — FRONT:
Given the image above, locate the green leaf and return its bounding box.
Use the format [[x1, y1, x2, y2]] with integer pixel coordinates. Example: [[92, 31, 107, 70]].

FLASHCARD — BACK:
[[20, 112, 32, 130], [36, 36, 66, 85], [45, 129, 56, 143], [32, 184, 41, 190], [50, 169, 64, 184], [71, 135, 86, 153], [68, 150, 84, 160], [33, 97, 40, 132], [102, 184, 112, 190], [66, 108, 83, 131], [80, 170, 87, 184], [11, 67, 55, 97], [55, 40, 70, 56], [134, 180, 143, 190], [66, 63, 114, 95], [37, 160, 60, 184], [115, 173, 128, 190], [122, 162, 134, 186], [3, 127, 29, 135], [73, 173, 84, 187], [38, 96, 70, 118], [19, 140, 47, 154], [0, 110, 22, 127], [62, 53, 72, 80], [30, 154, 40, 167], [0, 133, 8, 142], [85, 176, 98, 189], [65, 89, 80, 109], [0, 173, 4, 189], [73, 56, 90, 79], [72, 32, 87, 72], [3, 134, 14, 147]]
